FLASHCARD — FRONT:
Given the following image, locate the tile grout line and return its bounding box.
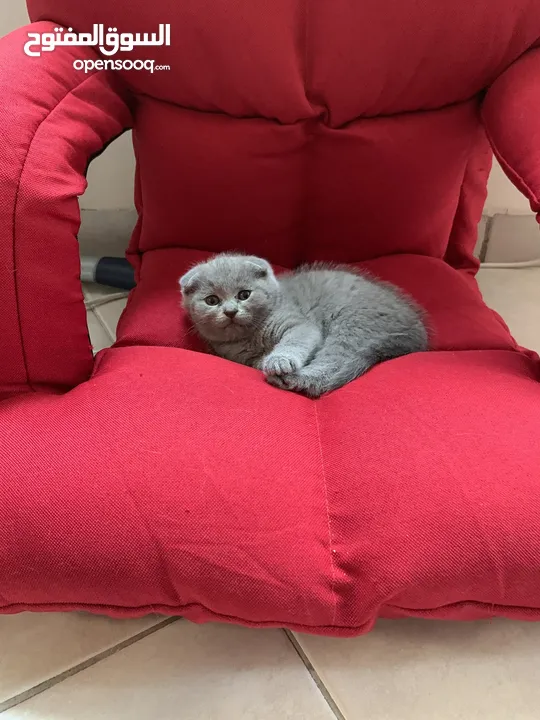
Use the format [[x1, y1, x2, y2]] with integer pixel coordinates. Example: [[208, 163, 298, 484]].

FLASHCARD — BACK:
[[283, 630, 346, 720], [0, 617, 180, 714], [91, 307, 115, 342], [87, 308, 113, 344]]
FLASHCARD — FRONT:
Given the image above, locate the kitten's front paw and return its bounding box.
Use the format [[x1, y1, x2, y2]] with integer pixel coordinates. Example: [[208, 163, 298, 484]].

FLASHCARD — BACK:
[[265, 374, 291, 391], [262, 353, 302, 376]]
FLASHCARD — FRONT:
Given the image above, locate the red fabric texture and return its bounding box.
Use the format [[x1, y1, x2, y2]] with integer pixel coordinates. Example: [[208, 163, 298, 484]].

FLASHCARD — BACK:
[[0, 0, 539, 634], [1, 344, 540, 635], [0, 24, 132, 394], [482, 47, 540, 219], [116, 250, 518, 355]]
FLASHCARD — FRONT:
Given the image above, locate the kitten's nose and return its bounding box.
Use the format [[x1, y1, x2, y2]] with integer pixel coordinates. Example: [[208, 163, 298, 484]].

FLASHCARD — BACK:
[[224, 308, 238, 319]]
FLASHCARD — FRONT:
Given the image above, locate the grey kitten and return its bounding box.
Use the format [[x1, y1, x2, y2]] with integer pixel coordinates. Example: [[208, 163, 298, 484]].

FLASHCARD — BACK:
[[179, 253, 428, 398]]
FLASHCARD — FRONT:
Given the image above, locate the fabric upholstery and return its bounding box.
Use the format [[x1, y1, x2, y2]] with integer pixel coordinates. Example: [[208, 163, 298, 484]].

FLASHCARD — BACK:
[[0, 24, 132, 394], [0, 0, 539, 635]]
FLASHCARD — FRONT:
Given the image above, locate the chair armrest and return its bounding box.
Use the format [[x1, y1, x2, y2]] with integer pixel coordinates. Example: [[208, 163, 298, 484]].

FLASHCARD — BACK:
[[482, 46, 540, 219], [0, 22, 133, 395]]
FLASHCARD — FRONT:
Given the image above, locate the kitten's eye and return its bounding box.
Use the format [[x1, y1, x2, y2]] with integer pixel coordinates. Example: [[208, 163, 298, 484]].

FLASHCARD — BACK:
[[204, 295, 220, 306], [237, 290, 251, 301]]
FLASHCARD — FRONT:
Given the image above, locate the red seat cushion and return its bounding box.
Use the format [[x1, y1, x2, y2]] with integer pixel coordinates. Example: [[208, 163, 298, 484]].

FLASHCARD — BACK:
[[115, 250, 518, 355], [9, 0, 539, 633], [2, 252, 540, 634], [1, 338, 539, 634]]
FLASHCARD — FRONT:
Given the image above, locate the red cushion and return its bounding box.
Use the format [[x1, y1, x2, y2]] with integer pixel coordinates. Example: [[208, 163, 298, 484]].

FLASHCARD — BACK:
[[1, 341, 540, 634], [25, 0, 540, 269], [2, 247, 540, 634], [116, 250, 518, 354], [0, 0, 538, 634], [0, 24, 132, 394]]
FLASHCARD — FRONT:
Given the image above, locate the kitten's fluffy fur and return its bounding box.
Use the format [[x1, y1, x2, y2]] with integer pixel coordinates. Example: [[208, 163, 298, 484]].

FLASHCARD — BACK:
[[180, 254, 428, 398]]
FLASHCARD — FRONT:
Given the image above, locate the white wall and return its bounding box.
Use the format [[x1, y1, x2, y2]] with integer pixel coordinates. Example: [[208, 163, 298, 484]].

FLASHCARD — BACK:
[[83, 133, 136, 210], [0, 2, 29, 34], [485, 161, 532, 215], [0, 3, 534, 215]]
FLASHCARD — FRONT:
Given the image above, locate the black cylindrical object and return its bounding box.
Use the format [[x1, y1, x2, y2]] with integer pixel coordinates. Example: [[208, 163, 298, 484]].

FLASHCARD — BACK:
[[80, 256, 136, 290]]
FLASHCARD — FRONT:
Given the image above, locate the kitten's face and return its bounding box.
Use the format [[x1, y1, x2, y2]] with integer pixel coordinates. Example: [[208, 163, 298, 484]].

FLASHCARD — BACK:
[[179, 254, 280, 343]]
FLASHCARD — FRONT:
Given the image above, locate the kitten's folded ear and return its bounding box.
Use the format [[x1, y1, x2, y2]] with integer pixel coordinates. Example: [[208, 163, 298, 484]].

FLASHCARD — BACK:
[[244, 256, 275, 280], [179, 266, 200, 295]]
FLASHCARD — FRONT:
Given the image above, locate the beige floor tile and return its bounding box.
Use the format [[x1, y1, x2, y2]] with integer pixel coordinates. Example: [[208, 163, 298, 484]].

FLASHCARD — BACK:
[[2, 623, 334, 720], [0, 613, 163, 707], [81, 282, 92, 301], [87, 310, 113, 351], [94, 297, 129, 340], [82, 282, 129, 303], [485, 214, 540, 262], [296, 618, 540, 720], [477, 267, 540, 352]]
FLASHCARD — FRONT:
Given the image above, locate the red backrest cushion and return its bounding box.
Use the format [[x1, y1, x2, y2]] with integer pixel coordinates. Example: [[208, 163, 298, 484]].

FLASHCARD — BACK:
[[27, 0, 540, 267]]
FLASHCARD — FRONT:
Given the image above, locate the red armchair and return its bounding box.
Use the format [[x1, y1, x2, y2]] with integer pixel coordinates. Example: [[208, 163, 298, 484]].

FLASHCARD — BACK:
[[1, 0, 540, 636]]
